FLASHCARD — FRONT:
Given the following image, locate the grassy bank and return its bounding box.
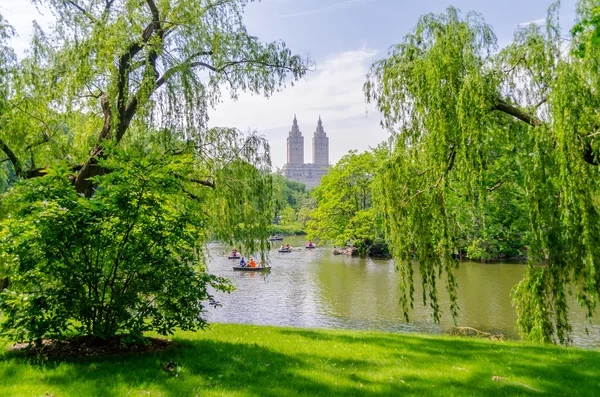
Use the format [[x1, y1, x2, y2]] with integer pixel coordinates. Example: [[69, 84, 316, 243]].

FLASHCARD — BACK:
[[1, 323, 598, 396]]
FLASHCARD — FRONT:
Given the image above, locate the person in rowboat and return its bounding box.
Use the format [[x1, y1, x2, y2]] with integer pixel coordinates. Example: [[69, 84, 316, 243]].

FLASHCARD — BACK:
[[249, 258, 257, 268], [239, 257, 246, 267]]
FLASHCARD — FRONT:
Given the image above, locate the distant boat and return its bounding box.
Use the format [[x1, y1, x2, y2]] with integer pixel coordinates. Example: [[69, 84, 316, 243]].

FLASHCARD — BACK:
[[305, 245, 315, 249], [278, 248, 292, 253], [269, 235, 284, 241], [233, 266, 271, 272], [228, 255, 241, 259]]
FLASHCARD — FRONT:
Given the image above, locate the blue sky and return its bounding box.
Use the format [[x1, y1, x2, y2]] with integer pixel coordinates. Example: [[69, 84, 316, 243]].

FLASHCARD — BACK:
[[1, 0, 578, 168]]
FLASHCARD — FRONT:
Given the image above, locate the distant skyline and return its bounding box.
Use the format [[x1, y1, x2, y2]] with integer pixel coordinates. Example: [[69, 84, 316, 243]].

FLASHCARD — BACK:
[[0, 0, 578, 168]]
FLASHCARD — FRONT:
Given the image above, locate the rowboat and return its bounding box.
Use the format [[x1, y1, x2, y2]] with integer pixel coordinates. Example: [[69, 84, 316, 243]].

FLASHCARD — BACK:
[[278, 249, 292, 253], [228, 255, 241, 259], [269, 236, 284, 241], [305, 245, 316, 249], [233, 266, 271, 271]]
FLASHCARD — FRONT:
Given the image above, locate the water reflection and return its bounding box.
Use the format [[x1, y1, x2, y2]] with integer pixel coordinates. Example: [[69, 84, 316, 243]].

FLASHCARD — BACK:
[[207, 236, 600, 347]]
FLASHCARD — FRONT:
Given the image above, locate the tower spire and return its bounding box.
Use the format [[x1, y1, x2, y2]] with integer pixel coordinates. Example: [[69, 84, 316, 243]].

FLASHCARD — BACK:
[[290, 114, 301, 136], [287, 114, 304, 165], [312, 116, 329, 165]]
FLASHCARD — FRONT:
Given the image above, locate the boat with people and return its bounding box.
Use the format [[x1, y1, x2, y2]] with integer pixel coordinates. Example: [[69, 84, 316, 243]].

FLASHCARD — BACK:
[[233, 266, 271, 272], [278, 244, 293, 253], [235, 257, 269, 270], [269, 235, 284, 241], [228, 249, 241, 259], [306, 241, 316, 249]]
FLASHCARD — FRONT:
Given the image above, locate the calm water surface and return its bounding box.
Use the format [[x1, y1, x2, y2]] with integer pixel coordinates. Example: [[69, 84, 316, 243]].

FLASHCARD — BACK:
[[206, 236, 600, 348]]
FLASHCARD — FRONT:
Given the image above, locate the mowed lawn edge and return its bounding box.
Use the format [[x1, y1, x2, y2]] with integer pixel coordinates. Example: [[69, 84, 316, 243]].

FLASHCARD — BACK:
[[1, 323, 599, 397]]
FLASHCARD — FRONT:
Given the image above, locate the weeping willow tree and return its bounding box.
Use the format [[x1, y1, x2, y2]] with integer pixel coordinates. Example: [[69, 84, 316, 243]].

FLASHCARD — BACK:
[[0, 1, 310, 342], [0, 0, 311, 246], [365, 1, 600, 344]]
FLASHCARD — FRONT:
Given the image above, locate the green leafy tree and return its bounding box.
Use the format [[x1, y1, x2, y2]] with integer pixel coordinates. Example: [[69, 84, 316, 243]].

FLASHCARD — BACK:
[[271, 174, 311, 233], [1, 149, 236, 342], [307, 147, 388, 255], [0, 1, 310, 343], [365, 3, 600, 343], [1, 0, 309, 194], [0, 14, 16, 192]]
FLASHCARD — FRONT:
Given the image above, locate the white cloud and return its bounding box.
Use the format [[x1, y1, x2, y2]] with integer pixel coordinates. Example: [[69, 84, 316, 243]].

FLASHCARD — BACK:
[[282, 0, 376, 19], [209, 47, 389, 168], [518, 18, 545, 27], [0, 0, 53, 58]]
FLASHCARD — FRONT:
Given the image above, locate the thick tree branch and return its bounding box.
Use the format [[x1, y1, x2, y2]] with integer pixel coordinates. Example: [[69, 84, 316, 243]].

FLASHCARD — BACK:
[[146, 0, 161, 27], [74, 14, 155, 195], [0, 137, 22, 177], [494, 98, 599, 166], [495, 99, 543, 127]]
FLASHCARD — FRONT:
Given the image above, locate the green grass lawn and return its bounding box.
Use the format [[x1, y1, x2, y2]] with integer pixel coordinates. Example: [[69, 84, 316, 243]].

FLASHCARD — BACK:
[[1, 323, 599, 396]]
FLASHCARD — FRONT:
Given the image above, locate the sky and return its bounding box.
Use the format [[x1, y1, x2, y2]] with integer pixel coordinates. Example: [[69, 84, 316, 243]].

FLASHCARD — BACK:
[[0, 0, 578, 168]]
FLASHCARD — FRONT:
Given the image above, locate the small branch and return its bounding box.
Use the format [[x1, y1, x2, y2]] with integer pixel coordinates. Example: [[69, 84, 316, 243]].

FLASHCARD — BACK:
[[487, 180, 504, 192], [532, 98, 547, 111], [24, 134, 51, 152], [189, 177, 216, 188], [502, 56, 526, 74], [66, 1, 98, 23], [174, 173, 215, 188]]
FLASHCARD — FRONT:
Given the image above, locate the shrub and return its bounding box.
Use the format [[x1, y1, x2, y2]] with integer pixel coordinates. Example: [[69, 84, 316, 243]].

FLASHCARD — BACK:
[[0, 151, 233, 344]]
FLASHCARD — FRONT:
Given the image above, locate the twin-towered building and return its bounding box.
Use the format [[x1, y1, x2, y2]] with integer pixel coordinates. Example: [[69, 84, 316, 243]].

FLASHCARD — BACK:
[[281, 115, 330, 189]]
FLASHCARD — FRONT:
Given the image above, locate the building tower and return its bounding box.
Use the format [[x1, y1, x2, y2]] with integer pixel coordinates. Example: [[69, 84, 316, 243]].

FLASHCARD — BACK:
[[312, 116, 329, 166], [287, 114, 304, 165]]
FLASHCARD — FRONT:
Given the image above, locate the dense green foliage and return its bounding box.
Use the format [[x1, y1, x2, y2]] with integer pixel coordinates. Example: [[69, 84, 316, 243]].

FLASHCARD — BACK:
[[307, 148, 388, 255], [0, 149, 237, 342], [307, 142, 529, 259], [271, 174, 312, 234], [365, 2, 600, 343], [0, 0, 310, 343], [2, 323, 599, 396]]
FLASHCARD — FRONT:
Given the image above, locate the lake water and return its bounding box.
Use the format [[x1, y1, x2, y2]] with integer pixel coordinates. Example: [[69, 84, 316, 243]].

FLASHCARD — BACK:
[[206, 236, 600, 348]]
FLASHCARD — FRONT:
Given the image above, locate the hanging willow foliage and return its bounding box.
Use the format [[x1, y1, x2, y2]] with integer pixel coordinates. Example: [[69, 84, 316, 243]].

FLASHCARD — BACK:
[[365, 2, 600, 344]]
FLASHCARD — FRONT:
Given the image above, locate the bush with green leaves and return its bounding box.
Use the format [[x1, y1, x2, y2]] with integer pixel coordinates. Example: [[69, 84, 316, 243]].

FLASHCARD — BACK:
[[0, 150, 235, 344]]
